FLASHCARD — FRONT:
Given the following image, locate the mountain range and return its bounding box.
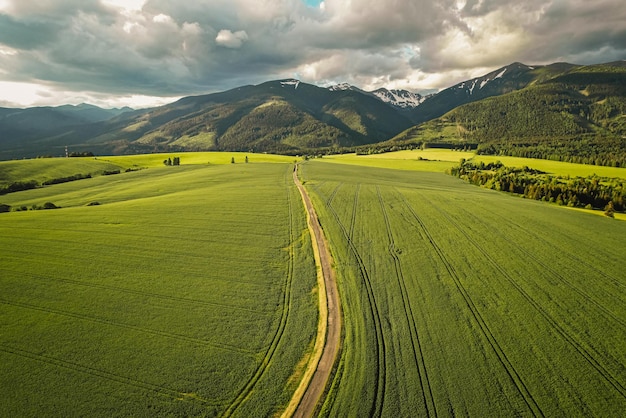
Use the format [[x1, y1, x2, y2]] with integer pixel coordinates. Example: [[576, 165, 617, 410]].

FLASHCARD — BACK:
[[0, 60, 625, 160]]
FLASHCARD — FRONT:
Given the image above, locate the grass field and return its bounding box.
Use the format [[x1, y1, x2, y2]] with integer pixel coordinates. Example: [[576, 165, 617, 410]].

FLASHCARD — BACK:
[[472, 154, 626, 179], [0, 152, 299, 188], [320, 150, 626, 179], [318, 149, 471, 173], [299, 161, 626, 417], [0, 161, 317, 417], [2, 151, 626, 416]]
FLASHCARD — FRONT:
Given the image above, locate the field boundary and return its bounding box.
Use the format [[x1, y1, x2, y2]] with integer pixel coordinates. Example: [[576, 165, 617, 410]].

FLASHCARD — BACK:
[[282, 164, 342, 418]]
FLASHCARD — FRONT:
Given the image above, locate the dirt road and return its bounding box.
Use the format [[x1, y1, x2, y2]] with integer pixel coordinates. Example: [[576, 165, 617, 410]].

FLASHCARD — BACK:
[[286, 164, 342, 418]]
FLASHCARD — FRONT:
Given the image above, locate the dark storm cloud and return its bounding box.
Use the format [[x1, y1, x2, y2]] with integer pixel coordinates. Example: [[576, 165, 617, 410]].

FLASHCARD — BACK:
[[0, 0, 624, 107]]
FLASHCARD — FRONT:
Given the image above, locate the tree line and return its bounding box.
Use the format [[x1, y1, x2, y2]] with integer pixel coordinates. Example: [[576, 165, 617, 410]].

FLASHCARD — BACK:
[[448, 160, 625, 215]]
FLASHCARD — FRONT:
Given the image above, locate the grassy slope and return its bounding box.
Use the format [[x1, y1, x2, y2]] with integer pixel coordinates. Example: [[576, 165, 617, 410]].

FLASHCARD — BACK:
[[0, 161, 316, 417], [0, 152, 299, 187], [0, 158, 124, 188], [299, 161, 626, 417]]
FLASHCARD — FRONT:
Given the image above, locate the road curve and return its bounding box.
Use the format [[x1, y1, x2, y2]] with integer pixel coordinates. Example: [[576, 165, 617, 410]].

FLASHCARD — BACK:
[[284, 164, 342, 418]]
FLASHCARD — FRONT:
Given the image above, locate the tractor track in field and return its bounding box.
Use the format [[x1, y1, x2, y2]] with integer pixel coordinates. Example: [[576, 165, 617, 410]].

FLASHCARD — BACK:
[[488, 204, 625, 295], [327, 182, 342, 206], [322, 184, 387, 417], [376, 186, 437, 417], [395, 191, 544, 417], [452, 205, 626, 329], [220, 168, 298, 417], [0, 268, 265, 314], [290, 165, 342, 418], [491, 212, 626, 292], [0, 343, 216, 405], [422, 196, 626, 399], [0, 298, 255, 355], [348, 184, 361, 241]]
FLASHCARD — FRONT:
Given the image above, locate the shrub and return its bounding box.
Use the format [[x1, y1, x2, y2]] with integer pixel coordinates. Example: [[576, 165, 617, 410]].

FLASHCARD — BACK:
[[0, 203, 11, 213]]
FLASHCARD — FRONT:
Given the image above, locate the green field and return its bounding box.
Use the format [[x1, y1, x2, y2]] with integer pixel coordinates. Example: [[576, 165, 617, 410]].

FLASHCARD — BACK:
[[299, 161, 626, 416], [0, 160, 317, 416], [321, 149, 626, 179], [2, 152, 626, 417]]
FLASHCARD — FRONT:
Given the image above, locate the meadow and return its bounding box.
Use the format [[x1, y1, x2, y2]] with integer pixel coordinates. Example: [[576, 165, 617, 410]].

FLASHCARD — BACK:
[[299, 161, 626, 417], [2, 151, 626, 417], [0, 158, 318, 417]]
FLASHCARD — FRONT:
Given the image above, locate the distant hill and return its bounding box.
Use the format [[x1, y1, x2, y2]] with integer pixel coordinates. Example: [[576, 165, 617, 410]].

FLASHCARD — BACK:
[[10, 80, 416, 157], [1, 60, 625, 160], [0, 104, 133, 158]]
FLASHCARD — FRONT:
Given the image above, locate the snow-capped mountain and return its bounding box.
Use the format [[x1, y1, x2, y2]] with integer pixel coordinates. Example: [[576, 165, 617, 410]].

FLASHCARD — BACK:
[[370, 88, 427, 110], [453, 62, 535, 97], [328, 83, 357, 92], [326, 84, 426, 110]]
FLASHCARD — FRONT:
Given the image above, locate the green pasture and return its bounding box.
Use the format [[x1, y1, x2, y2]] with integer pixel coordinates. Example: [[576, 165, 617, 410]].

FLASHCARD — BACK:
[[0, 162, 317, 417], [472, 154, 626, 178], [0, 157, 124, 188], [319, 149, 469, 172], [299, 161, 626, 417], [0, 152, 299, 187], [99, 151, 298, 168], [321, 149, 626, 179]]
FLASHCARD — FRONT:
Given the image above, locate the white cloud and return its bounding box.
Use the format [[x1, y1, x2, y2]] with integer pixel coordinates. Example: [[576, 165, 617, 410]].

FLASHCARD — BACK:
[[215, 29, 249, 48], [152, 13, 173, 24], [0, 0, 624, 108]]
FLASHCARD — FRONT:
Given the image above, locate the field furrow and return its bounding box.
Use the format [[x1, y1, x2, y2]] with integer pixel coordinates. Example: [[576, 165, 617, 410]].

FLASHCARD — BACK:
[[395, 190, 545, 417], [0, 343, 216, 405], [324, 189, 388, 417], [422, 194, 626, 399], [0, 162, 318, 417], [376, 186, 437, 417], [221, 169, 298, 417]]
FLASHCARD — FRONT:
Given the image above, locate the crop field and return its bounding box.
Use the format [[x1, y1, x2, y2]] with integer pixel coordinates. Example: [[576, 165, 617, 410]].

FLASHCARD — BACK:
[[299, 161, 626, 417], [472, 154, 626, 179], [319, 150, 469, 173], [322, 150, 626, 180], [0, 161, 317, 416]]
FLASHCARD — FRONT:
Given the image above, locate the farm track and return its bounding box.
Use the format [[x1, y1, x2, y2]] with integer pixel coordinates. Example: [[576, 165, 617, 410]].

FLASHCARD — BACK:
[[291, 166, 341, 418], [451, 205, 626, 329], [0, 298, 254, 355], [376, 186, 437, 417], [321, 183, 387, 417], [0, 268, 264, 314], [220, 169, 297, 417], [0, 343, 218, 405], [394, 190, 544, 417], [420, 195, 626, 398]]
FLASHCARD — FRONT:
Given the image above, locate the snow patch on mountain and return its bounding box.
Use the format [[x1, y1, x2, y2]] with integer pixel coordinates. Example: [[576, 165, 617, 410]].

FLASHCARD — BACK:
[[371, 88, 426, 109], [328, 83, 354, 91], [280, 79, 300, 89]]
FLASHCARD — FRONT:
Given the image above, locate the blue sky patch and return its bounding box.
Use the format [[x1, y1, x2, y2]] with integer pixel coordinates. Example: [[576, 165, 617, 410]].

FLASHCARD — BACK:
[[303, 0, 323, 7]]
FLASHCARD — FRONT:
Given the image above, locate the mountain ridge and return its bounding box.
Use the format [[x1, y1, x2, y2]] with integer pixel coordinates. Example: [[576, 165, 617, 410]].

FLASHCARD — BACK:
[[1, 60, 624, 160]]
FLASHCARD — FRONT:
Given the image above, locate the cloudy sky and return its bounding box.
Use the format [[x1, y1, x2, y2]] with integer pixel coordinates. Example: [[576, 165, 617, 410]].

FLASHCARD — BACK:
[[0, 0, 624, 108]]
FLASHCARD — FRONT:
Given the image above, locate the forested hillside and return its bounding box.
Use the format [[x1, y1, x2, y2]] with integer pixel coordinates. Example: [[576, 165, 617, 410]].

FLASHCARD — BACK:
[[388, 62, 626, 167]]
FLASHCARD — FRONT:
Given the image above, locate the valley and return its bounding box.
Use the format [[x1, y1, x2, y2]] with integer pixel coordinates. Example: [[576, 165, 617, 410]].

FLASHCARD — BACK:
[[1, 152, 624, 416]]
